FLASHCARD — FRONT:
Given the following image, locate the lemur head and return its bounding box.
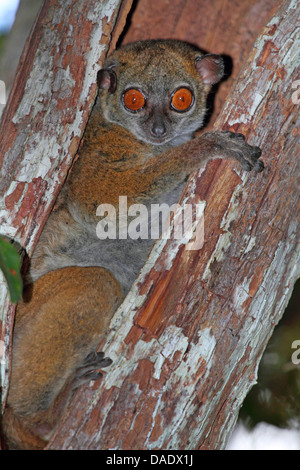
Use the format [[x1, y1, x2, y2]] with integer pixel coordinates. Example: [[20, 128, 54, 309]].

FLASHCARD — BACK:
[[97, 39, 224, 147]]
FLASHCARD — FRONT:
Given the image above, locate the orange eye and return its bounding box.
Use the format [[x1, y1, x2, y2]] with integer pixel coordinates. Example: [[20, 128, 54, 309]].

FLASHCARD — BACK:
[[171, 88, 193, 112], [123, 89, 146, 112]]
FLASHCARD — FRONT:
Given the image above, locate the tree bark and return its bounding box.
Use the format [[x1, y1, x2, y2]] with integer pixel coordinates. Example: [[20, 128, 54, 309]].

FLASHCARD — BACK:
[[0, 0, 133, 408], [45, 0, 300, 450]]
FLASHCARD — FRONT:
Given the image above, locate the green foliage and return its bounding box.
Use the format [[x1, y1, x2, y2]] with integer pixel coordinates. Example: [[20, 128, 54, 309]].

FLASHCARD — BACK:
[[0, 237, 23, 303], [0, 34, 7, 58], [240, 279, 300, 429]]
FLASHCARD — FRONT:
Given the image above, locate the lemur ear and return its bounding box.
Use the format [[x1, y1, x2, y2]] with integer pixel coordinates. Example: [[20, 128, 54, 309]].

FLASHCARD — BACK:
[[195, 54, 224, 85], [97, 67, 117, 93]]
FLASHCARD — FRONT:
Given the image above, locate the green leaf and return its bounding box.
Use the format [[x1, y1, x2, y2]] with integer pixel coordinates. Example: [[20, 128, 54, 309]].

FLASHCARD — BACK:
[[0, 237, 23, 303]]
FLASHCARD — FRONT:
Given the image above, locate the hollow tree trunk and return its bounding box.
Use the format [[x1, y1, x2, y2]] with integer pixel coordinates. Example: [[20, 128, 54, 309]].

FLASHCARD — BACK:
[[0, 0, 299, 451], [46, 0, 299, 450]]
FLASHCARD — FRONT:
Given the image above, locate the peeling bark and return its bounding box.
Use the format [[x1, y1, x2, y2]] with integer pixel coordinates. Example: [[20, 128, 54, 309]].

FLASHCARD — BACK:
[[45, 0, 299, 450], [0, 0, 133, 407]]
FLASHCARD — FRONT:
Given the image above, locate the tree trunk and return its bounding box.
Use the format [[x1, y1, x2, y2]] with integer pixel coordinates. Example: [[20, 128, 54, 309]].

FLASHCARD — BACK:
[[45, 0, 299, 450], [0, 0, 133, 408]]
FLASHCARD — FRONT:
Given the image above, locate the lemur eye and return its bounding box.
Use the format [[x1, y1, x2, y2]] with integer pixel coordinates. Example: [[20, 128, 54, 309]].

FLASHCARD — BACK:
[[123, 89, 146, 112], [171, 88, 194, 112]]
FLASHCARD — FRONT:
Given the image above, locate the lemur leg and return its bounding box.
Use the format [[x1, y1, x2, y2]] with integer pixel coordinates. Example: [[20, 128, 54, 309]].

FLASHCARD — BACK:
[[3, 266, 124, 449]]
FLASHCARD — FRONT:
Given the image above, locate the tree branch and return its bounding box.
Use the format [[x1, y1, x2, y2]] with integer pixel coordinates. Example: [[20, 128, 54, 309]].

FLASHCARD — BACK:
[[0, 0, 133, 409], [47, 0, 300, 450]]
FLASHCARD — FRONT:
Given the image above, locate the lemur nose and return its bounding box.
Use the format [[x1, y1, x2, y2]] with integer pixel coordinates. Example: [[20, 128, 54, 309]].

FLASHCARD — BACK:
[[151, 120, 167, 138]]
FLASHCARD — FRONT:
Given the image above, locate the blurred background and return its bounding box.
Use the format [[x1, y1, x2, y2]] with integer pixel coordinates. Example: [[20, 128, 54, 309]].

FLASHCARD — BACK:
[[0, 0, 299, 450]]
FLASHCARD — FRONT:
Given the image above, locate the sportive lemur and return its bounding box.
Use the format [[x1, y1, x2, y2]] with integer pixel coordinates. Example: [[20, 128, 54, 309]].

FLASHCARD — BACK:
[[2, 39, 264, 449]]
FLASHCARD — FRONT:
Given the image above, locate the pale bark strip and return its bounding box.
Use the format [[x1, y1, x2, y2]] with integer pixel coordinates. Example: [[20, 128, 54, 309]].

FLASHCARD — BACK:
[[0, 0, 44, 108], [0, 0, 133, 407], [47, 0, 300, 450]]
